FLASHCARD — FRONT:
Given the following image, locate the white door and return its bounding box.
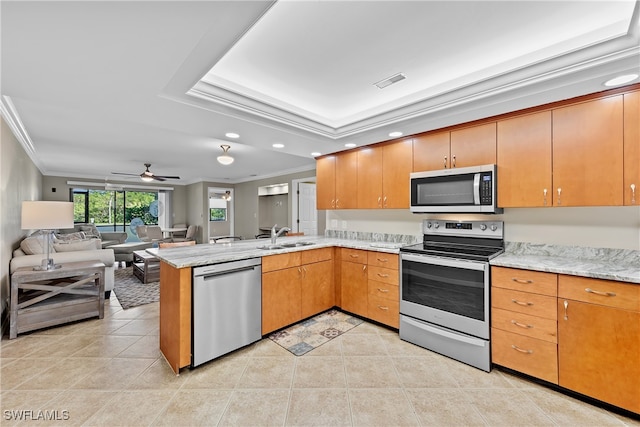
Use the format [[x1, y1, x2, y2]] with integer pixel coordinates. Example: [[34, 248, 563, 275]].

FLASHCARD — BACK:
[[298, 183, 317, 236]]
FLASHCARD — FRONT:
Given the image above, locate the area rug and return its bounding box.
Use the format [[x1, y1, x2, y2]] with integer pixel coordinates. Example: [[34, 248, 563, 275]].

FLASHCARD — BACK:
[[113, 267, 159, 309], [269, 309, 363, 356]]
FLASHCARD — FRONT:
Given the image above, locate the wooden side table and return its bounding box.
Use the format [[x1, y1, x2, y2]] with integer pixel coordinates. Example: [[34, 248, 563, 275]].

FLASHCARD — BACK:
[[10, 261, 105, 339], [132, 250, 160, 283]]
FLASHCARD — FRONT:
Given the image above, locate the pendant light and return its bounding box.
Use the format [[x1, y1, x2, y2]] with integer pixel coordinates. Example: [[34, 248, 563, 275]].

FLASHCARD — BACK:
[[217, 145, 234, 165]]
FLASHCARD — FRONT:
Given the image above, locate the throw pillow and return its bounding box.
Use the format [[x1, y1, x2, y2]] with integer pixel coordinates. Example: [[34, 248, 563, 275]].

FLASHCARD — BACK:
[[20, 235, 56, 255], [54, 231, 86, 241], [53, 239, 99, 252], [79, 225, 101, 239]]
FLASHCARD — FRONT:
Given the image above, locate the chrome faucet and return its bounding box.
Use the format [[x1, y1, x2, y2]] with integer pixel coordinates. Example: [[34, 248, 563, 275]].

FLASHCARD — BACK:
[[271, 224, 291, 244]]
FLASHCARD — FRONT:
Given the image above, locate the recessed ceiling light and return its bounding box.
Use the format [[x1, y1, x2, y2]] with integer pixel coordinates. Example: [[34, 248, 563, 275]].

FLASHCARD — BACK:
[[225, 132, 240, 139], [272, 143, 284, 148], [389, 131, 403, 138], [604, 74, 639, 87], [345, 143, 356, 148], [311, 152, 321, 157]]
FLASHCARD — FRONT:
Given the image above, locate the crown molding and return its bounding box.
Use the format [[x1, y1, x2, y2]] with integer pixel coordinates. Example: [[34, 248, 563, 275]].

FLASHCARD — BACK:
[[0, 96, 46, 173]]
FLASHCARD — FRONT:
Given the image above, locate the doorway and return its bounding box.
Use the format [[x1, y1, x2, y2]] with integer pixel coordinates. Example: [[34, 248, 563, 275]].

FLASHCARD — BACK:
[[208, 187, 234, 242], [291, 178, 320, 236]]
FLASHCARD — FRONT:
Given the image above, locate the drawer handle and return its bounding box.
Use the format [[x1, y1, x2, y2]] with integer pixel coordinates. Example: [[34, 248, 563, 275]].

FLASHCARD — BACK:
[[376, 258, 388, 263], [377, 288, 389, 293], [511, 299, 533, 307], [511, 320, 532, 329], [377, 305, 389, 311], [511, 345, 533, 354], [377, 273, 390, 278], [585, 288, 616, 297], [511, 278, 533, 284], [349, 254, 359, 258]]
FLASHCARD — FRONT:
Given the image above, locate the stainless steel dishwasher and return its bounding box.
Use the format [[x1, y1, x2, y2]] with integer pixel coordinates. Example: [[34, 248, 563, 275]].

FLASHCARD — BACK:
[[192, 258, 262, 367]]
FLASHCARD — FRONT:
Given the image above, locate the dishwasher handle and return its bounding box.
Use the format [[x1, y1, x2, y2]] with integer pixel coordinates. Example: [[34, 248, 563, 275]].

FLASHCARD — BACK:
[[200, 265, 259, 280], [193, 257, 261, 278]]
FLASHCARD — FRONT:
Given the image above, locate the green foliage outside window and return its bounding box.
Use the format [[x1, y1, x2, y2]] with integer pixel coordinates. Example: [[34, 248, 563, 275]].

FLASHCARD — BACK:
[[72, 189, 158, 226], [210, 208, 227, 221]]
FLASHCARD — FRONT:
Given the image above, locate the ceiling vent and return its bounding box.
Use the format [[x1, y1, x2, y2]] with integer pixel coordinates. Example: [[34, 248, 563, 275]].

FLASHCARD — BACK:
[[374, 73, 406, 89]]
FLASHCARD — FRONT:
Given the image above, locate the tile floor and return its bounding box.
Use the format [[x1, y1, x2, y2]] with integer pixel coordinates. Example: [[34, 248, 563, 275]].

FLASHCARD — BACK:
[[1, 295, 639, 427]]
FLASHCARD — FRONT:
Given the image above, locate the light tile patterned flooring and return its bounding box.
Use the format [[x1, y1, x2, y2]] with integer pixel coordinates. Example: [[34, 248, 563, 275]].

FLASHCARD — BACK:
[[1, 295, 639, 426]]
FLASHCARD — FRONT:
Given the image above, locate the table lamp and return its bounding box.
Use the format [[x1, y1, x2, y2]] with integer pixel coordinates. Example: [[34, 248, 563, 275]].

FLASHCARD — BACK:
[[21, 201, 74, 270]]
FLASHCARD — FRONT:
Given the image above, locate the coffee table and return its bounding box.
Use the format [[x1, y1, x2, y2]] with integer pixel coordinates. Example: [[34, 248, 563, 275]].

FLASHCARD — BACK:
[[10, 260, 105, 339], [132, 250, 160, 283]]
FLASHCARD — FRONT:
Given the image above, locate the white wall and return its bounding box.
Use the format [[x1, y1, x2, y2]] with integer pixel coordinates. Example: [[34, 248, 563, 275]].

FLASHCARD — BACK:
[[327, 206, 640, 250]]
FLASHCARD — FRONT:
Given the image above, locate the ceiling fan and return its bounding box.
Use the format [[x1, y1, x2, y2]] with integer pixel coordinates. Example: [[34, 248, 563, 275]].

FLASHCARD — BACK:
[[111, 163, 180, 182]]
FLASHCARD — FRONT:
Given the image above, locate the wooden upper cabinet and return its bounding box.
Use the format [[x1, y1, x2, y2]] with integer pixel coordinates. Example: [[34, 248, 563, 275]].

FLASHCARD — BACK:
[[413, 131, 450, 171], [316, 155, 336, 210], [450, 122, 497, 168], [382, 139, 413, 208], [552, 96, 624, 206], [357, 146, 383, 209], [335, 150, 358, 209], [497, 111, 552, 207], [624, 91, 639, 206]]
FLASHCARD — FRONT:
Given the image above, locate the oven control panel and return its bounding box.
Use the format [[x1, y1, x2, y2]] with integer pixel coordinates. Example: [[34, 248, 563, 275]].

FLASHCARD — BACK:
[[423, 219, 503, 239]]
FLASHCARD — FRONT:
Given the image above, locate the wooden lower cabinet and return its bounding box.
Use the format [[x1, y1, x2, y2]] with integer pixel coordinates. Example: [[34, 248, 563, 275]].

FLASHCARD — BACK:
[[261, 249, 334, 335], [159, 262, 192, 374], [340, 259, 369, 317], [491, 266, 558, 384], [558, 276, 640, 414]]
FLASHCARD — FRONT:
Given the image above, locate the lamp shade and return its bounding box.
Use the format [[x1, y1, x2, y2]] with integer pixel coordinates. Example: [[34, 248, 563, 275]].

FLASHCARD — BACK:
[[21, 201, 74, 230]]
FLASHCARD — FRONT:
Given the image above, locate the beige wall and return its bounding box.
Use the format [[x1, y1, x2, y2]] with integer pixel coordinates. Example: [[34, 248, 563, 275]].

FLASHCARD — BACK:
[[1, 117, 43, 322], [234, 170, 316, 239], [327, 206, 640, 250]]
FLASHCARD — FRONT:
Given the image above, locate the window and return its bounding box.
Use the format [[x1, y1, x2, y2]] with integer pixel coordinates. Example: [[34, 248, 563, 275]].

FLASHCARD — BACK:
[[210, 208, 227, 221]]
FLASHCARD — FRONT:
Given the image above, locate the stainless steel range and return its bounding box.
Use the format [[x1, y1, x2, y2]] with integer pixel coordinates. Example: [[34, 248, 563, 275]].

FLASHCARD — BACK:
[[399, 219, 504, 371]]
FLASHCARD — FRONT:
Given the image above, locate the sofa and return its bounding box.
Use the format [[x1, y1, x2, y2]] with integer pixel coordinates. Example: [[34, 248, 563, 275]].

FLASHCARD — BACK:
[[58, 223, 127, 249], [10, 232, 116, 298]]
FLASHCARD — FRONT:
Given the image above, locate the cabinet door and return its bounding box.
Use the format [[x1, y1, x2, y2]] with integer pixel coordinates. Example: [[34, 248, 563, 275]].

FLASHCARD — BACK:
[[624, 91, 639, 206], [413, 131, 450, 171], [262, 267, 302, 334], [335, 151, 358, 209], [450, 122, 497, 168], [301, 260, 334, 319], [357, 146, 383, 209], [558, 299, 640, 413], [316, 156, 336, 210], [552, 96, 624, 206], [497, 112, 552, 207], [340, 261, 368, 317], [382, 138, 413, 208]]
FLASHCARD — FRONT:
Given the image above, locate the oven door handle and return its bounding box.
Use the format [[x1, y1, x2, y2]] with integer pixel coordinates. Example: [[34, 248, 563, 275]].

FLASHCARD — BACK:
[[403, 316, 487, 347], [401, 253, 487, 271]]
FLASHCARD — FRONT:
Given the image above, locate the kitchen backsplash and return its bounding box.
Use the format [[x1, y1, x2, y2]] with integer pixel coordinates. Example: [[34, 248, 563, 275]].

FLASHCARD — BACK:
[[325, 229, 418, 245]]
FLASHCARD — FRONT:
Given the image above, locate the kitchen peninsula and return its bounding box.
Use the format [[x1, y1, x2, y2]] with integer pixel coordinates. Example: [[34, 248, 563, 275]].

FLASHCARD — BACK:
[[149, 235, 412, 374]]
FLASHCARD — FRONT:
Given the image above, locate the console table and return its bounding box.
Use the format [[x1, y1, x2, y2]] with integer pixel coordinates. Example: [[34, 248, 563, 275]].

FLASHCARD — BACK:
[[10, 261, 105, 339]]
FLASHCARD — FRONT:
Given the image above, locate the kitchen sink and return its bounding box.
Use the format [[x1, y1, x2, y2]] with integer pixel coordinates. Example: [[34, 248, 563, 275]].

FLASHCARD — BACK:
[[256, 242, 316, 250]]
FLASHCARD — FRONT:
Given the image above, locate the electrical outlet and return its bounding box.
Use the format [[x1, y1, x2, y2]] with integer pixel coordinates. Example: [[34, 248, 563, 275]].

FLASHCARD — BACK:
[[341, 220, 347, 229], [330, 219, 338, 228]]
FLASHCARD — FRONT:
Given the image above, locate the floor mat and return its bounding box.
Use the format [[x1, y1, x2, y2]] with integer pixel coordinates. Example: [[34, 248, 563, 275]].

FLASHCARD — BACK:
[[269, 309, 363, 356], [113, 267, 159, 309]]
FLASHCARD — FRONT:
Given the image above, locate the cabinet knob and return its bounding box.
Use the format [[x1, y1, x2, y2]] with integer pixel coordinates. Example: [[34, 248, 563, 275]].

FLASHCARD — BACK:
[[557, 188, 562, 205], [631, 184, 636, 204], [444, 156, 447, 168], [452, 155, 456, 168], [543, 188, 548, 206]]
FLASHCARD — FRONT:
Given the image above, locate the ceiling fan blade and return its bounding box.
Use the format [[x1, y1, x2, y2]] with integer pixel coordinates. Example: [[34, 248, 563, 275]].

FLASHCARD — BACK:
[[152, 176, 167, 181], [111, 172, 141, 177], [154, 175, 180, 180]]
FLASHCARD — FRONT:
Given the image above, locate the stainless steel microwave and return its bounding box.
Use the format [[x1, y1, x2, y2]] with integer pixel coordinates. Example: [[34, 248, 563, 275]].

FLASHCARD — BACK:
[[410, 164, 502, 214]]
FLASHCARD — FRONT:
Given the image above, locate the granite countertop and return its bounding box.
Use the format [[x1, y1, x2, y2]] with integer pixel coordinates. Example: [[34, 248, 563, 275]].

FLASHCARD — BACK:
[[490, 242, 640, 284], [148, 235, 411, 269]]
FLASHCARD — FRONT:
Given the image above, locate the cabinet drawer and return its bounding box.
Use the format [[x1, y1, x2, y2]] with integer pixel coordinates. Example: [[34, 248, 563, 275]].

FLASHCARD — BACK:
[[368, 280, 399, 301], [367, 252, 399, 269], [492, 328, 558, 384], [341, 248, 368, 264], [368, 294, 399, 328], [367, 266, 398, 286], [492, 267, 557, 296], [300, 247, 333, 265], [262, 252, 301, 273], [558, 275, 639, 311], [492, 307, 557, 343], [492, 287, 557, 320]]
